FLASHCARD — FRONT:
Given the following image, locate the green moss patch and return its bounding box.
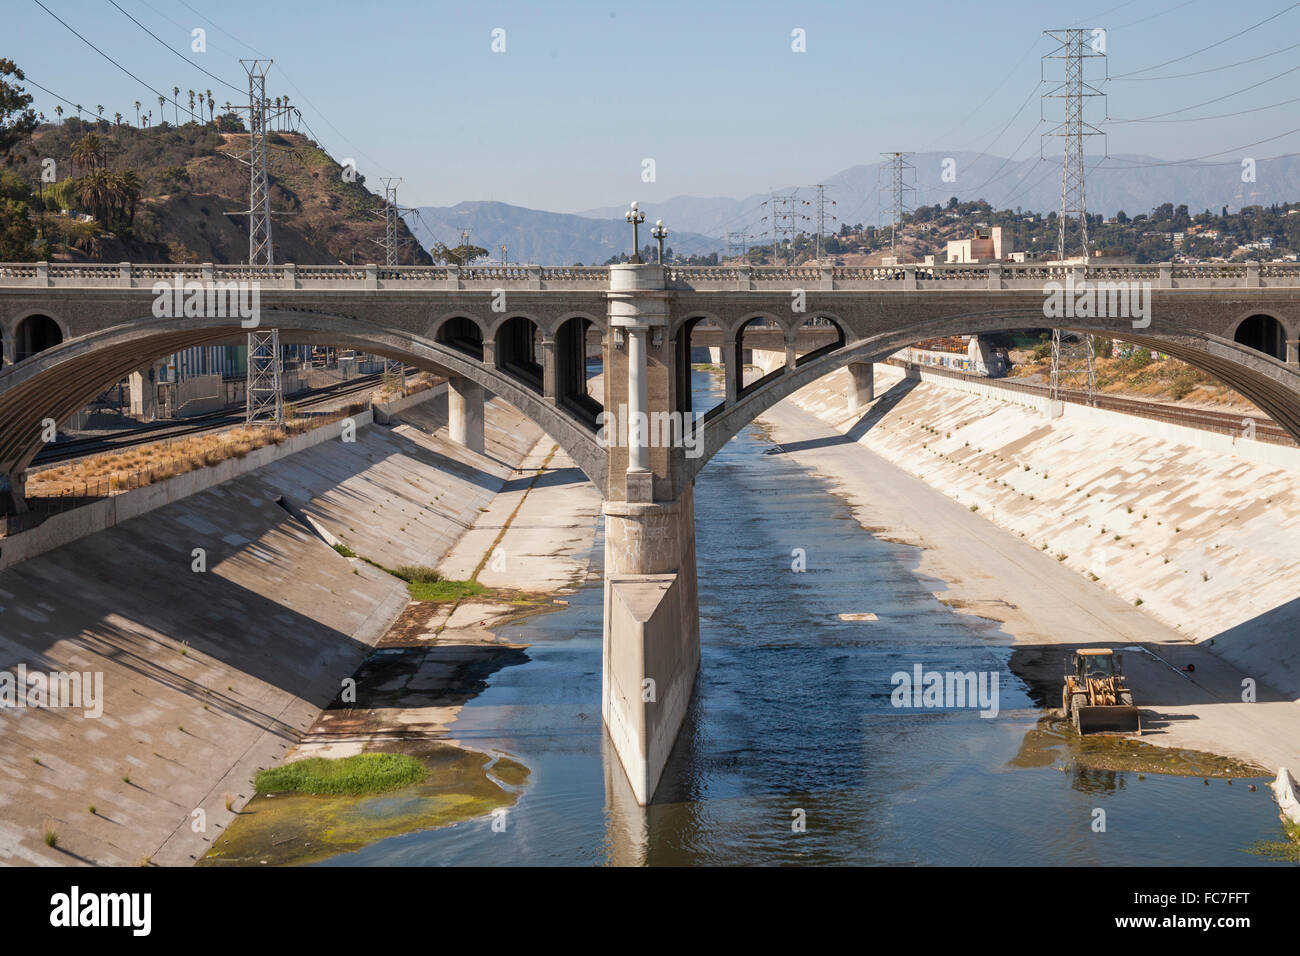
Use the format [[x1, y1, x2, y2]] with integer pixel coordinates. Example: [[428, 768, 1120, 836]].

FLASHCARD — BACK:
[[254, 752, 427, 796], [407, 578, 487, 603]]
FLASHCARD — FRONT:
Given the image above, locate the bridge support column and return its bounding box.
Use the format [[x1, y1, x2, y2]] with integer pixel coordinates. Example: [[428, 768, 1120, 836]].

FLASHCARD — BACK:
[[602, 262, 699, 804], [541, 335, 558, 401], [1288, 339, 1299, 366], [447, 375, 485, 453], [723, 337, 739, 405], [602, 486, 700, 805], [847, 361, 874, 415], [0, 468, 27, 514]]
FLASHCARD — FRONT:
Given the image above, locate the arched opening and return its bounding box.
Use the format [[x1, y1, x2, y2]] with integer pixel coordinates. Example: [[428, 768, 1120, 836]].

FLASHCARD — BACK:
[[14, 314, 63, 363], [735, 316, 784, 398], [436, 316, 484, 361], [495, 315, 543, 393], [793, 315, 847, 367], [1233, 314, 1286, 361], [555, 316, 602, 428]]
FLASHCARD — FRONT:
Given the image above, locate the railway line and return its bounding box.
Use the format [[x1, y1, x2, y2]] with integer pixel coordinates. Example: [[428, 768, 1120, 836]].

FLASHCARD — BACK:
[[31, 371, 397, 467]]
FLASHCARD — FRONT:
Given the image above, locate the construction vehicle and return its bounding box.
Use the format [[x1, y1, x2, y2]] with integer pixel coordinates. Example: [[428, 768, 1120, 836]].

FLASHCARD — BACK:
[[1061, 648, 1141, 735]]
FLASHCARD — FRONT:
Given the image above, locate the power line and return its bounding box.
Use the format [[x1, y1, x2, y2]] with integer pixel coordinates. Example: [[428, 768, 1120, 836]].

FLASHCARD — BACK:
[[1109, 39, 1300, 81], [1107, 63, 1300, 122], [31, 0, 188, 117], [105, 0, 243, 94], [1113, 2, 1300, 77]]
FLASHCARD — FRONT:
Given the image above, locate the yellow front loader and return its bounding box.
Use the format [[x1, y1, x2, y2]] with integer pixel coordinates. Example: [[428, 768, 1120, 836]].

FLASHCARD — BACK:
[[1061, 648, 1141, 735]]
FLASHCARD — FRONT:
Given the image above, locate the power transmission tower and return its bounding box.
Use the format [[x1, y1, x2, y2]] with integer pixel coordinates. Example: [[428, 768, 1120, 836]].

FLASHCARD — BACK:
[[1042, 29, 1106, 405], [878, 153, 915, 260], [811, 185, 836, 262], [762, 193, 802, 266], [726, 230, 755, 259], [372, 178, 405, 392], [237, 59, 282, 426], [1042, 29, 1107, 264]]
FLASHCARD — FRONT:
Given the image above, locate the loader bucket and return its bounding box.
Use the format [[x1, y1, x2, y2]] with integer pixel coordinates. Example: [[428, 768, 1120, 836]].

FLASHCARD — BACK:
[[1075, 705, 1141, 735]]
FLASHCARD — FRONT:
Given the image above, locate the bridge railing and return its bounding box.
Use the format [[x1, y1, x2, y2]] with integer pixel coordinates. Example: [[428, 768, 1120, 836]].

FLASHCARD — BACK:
[[3, 260, 1300, 291]]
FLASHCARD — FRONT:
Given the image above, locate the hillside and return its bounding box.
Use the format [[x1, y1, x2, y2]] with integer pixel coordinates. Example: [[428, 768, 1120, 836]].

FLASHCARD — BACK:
[[5, 117, 430, 265]]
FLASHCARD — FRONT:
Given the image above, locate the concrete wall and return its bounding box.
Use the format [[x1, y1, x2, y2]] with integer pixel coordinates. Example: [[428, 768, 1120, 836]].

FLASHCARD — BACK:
[[0, 392, 545, 866], [785, 363, 1300, 695], [0, 409, 374, 572]]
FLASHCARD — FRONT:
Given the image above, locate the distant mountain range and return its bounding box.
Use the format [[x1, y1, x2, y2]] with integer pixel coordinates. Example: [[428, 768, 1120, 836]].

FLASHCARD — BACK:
[[411, 152, 1300, 266], [405, 201, 723, 267]]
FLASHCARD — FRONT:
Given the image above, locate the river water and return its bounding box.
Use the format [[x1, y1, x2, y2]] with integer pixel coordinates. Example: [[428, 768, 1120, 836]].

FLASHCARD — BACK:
[[322, 371, 1284, 866]]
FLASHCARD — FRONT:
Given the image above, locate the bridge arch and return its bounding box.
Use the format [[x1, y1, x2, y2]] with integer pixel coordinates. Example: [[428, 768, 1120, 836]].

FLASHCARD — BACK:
[[1232, 312, 1289, 361], [791, 313, 848, 367], [13, 312, 66, 363], [433, 314, 485, 360], [494, 314, 544, 393], [0, 309, 609, 506], [554, 314, 602, 427], [685, 308, 1300, 481]]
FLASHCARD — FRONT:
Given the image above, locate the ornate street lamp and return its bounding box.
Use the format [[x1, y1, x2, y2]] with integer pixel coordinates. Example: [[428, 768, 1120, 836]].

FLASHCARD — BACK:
[[625, 201, 646, 263], [651, 219, 668, 264]]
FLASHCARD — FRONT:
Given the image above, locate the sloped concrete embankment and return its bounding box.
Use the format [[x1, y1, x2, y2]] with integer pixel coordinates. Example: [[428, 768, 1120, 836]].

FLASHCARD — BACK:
[[0, 393, 542, 866], [782, 363, 1300, 699]]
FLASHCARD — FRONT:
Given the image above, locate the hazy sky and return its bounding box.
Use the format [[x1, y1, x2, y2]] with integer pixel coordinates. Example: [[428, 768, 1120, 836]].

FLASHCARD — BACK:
[[12, 0, 1300, 212]]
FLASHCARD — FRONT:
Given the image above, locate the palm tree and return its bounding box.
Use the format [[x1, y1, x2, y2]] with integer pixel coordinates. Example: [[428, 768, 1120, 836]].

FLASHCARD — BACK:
[[172, 87, 180, 124], [206, 92, 214, 124], [74, 168, 114, 224], [134, 100, 141, 126], [274, 96, 281, 131], [187, 90, 195, 122], [157, 95, 165, 126], [110, 170, 142, 226], [114, 111, 122, 127], [71, 133, 105, 173], [74, 103, 82, 119], [96, 104, 104, 125], [54, 105, 63, 123]]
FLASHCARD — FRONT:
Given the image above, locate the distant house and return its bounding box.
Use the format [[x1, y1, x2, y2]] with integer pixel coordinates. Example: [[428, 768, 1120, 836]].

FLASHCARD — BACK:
[[945, 226, 1004, 263]]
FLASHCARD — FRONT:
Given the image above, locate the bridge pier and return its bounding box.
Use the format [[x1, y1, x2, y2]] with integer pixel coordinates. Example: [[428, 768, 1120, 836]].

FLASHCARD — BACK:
[[447, 375, 485, 453], [847, 361, 875, 415], [602, 263, 701, 804]]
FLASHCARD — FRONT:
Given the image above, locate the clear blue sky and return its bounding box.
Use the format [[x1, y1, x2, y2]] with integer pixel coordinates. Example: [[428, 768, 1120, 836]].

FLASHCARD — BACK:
[[11, 0, 1300, 211]]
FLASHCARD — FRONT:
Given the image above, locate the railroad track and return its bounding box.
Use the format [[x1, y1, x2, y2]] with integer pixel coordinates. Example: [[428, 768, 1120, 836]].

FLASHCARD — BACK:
[[885, 358, 1296, 446], [33, 372, 394, 467]]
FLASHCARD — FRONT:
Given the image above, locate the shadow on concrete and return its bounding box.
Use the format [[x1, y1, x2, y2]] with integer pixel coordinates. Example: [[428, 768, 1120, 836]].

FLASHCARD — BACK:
[[761, 376, 919, 457]]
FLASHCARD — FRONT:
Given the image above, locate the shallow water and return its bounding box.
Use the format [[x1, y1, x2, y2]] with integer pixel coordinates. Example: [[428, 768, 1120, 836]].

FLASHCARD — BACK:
[[320, 372, 1286, 866]]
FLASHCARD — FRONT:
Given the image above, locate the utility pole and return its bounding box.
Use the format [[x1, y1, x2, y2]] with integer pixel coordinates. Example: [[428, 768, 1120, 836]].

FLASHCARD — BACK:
[[726, 231, 751, 260], [763, 192, 802, 266], [811, 184, 836, 263], [375, 178, 405, 393], [878, 152, 914, 260], [237, 59, 282, 426], [1043, 28, 1106, 405], [1042, 28, 1106, 263]]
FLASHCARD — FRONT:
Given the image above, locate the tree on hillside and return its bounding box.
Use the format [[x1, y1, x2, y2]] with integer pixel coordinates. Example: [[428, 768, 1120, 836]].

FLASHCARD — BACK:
[[71, 133, 105, 175], [0, 59, 37, 162]]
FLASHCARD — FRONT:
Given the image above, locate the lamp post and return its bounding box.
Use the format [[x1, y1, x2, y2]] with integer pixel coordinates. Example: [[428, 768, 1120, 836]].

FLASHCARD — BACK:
[[651, 219, 668, 264], [624, 201, 646, 263]]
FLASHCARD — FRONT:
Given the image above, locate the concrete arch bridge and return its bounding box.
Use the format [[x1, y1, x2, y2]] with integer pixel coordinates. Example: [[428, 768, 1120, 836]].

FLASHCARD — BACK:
[[3, 258, 1299, 801]]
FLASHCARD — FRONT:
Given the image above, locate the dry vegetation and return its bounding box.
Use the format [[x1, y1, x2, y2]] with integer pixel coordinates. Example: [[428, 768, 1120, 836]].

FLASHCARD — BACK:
[[1010, 352, 1261, 412], [27, 405, 362, 500]]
